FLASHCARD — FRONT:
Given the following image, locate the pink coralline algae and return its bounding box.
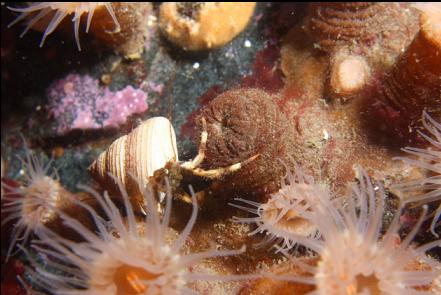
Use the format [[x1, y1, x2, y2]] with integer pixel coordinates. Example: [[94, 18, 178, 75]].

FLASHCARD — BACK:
[[47, 74, 148, 135]]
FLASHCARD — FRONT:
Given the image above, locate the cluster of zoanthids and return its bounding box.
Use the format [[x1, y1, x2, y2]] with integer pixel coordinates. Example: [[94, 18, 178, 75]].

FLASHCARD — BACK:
[[1, 112, 440, 294]]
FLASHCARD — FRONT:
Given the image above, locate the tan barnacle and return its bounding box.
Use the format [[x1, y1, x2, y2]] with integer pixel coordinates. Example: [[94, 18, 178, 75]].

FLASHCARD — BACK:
[[89, 116, 259, 209], [328, 50, 371, 100]]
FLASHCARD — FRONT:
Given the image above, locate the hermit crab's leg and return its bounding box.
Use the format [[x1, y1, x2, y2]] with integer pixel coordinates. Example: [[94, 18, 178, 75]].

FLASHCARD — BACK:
[[190, 154, 260, 179], [180, 117, 209, 170], [180, 190, 206, 205], [180, 117, 260, 179]]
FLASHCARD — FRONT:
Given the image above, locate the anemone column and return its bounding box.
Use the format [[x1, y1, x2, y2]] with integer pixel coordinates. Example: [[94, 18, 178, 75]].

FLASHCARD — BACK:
[[363, 7, 441, 146]]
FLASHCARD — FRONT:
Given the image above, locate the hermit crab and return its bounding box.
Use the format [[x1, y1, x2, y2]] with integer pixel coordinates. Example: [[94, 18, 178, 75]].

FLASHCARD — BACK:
[[89, 116, 260, 210]]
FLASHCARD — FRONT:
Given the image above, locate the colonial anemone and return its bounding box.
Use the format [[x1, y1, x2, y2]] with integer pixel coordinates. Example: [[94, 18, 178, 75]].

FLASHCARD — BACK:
[[393, 111, 441, 236], [230, 166, 325, 252], [1, 143, 71, 259], [8, 2, 120, 50], [266, 167, 440, 294], [24, 176, 255, 294]]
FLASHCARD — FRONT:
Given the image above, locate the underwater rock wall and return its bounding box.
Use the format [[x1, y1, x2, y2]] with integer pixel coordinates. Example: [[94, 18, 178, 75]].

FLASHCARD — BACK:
[[1, 3, 440, 294]]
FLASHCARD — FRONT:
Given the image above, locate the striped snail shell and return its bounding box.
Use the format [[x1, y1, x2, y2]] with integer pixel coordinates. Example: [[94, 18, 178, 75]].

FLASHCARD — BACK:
[[89, 117, 178, 206]]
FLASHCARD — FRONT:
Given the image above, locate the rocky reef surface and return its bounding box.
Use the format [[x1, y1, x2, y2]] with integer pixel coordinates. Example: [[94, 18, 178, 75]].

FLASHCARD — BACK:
[[1, 3, 439, 294]]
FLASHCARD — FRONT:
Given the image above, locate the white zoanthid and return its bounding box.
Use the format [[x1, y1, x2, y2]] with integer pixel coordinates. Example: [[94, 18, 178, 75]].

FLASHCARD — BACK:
[[24, 176, 253, 294], [1, 143, 66, 259], [7, 2, 120, 51], [230, 166, 325, 251], [393, 111, 441, 236], [267, 167, 441, 294]]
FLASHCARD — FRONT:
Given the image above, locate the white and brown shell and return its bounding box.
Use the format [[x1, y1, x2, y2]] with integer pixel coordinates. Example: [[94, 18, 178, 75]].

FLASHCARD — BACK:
[[89, 117, 178, 206]]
